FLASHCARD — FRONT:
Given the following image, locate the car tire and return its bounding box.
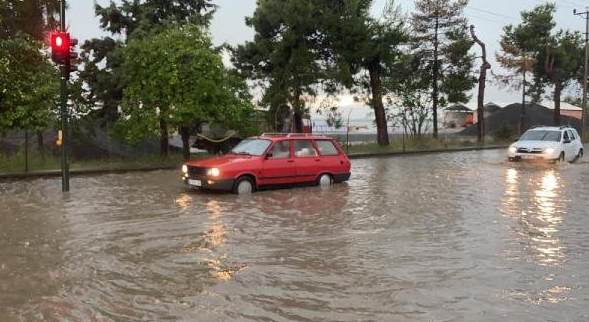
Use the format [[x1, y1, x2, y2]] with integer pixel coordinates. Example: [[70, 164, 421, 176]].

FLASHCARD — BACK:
[[233, 176, 255, 194], [317, 173, 332, 187], [578, 149, 584, 159], [559, 152, 565, 163]]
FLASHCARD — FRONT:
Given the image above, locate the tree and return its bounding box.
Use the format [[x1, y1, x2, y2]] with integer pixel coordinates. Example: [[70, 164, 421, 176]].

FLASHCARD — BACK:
[[0, 37, 59, 137], [411, 0, 475, 138], [0, 0, 60, 40], [1, 0, 61, 151], [470, 25, 490, 142], [498, 3, 583, 128], [384, 51, 432, 139], [538, 30, 584, 125], [80, 0, 216, 124], [495, 39, 535, 134], [232, 0, 331, 134], [323, 0, 408, 146], [115, 25, 255, 159]]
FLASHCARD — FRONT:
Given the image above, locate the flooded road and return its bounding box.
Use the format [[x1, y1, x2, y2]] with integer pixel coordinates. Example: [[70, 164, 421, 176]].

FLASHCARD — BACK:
[[1, 149, 589, 321]]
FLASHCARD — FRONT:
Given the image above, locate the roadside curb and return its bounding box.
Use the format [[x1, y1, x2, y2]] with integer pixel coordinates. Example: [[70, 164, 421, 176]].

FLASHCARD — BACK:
[[0, 165, 179, 181], [0, 145, 508, 181], [347, 145, 508, 159]]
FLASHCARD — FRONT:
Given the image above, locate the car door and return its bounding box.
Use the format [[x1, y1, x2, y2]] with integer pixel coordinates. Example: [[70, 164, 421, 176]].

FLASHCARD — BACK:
[[314, 139, 346, 174], [259, 140, 296, 186], [564, 130, 576, 161], [567, 129, 582, 159], [293, 139, 321, 183]]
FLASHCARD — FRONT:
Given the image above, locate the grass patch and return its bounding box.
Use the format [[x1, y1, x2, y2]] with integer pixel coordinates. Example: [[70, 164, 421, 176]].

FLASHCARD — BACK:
[[344, 136, 503, 155], [0, 150, 209, 175]]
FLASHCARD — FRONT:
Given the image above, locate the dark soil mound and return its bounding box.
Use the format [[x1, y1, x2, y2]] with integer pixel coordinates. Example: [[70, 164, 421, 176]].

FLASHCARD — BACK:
[[460, 103, 582, 136]]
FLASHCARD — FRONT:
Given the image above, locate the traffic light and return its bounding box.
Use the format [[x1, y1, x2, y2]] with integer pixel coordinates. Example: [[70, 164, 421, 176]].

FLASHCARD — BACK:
[[66, 37, 78, 79], [50, 32, 78, 79], [50, 32, 70, 64]]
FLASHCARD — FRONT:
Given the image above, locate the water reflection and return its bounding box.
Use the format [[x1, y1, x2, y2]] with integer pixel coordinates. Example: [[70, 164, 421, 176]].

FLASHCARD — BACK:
[[502, 167, 566, 267]]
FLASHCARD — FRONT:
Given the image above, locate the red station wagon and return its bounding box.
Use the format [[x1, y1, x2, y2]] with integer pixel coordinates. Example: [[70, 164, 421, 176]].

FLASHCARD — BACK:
[[181, 133, 351, 194]]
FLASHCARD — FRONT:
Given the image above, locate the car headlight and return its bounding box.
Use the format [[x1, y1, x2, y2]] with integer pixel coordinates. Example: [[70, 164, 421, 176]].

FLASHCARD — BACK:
[[508, 146, 517, 154], [544, 147, 555, 154], [208, 167, 220, 177], [182, 165, 188, 174]]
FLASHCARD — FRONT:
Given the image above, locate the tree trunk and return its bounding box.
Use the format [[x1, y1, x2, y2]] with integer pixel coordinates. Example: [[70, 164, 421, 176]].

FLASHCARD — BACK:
[[159, 118, 169, 158], [368, 65, 390, 146], [36, 130, 44, 155], [520, 69, 526, 135], [553, 82, 562, 126], [470, 25, 490, 143], [432, 17, 440, 139], [180, 126, 190, 161]]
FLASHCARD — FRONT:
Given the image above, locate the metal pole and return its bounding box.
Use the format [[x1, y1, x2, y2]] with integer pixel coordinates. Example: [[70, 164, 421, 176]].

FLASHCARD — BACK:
[[575, 8, 589, 142], [60, 0, 70, 192]]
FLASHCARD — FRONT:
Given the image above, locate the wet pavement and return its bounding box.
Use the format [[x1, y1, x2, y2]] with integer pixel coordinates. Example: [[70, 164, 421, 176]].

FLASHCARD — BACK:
[[1, 149, 589, 321]]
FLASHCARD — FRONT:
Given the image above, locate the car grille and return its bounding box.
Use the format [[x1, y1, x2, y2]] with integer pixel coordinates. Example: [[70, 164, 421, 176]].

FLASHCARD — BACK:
[[187, 166, 208, 176], [517, 148, 543, 154]]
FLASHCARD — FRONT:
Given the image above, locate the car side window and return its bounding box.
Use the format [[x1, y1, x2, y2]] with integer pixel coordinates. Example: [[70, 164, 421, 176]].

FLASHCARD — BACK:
[[269, 140, 291, 159], [563, 131, 570, 141], [568, 130, 576, 140], [315, 140, 340, 156], [294, 140, 318, 157]]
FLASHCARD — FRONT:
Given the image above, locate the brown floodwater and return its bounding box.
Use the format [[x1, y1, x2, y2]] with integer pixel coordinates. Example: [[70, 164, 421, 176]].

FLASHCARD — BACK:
[[1, 149, 589, 321]]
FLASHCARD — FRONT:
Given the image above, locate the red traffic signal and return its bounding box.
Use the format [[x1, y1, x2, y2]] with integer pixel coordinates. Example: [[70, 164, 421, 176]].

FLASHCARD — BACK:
[[50, 32, 70, 63]]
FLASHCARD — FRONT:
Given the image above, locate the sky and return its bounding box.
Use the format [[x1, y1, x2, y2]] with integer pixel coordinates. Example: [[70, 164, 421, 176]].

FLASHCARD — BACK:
[[67, 0, 589, 119]]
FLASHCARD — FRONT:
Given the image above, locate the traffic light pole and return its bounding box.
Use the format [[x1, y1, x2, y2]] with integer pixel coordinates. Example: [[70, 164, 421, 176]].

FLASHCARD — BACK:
[[60, 0, 70, 192], [575, 8, 589, 142]]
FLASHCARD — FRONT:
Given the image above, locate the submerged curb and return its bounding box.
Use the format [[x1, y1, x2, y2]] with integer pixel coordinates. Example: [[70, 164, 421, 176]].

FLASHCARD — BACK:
[[0, 145, 508, 181], [347, 145, 508, 159]]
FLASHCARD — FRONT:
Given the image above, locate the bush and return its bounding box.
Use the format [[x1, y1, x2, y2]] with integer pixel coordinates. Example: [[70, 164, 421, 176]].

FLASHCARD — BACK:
[[493, 122, 515, 142]]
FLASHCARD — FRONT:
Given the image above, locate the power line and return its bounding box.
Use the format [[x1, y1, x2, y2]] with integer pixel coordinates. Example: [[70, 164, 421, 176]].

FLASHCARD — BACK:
[[558, 0, 586, 9], [465, 6, 518, 21]]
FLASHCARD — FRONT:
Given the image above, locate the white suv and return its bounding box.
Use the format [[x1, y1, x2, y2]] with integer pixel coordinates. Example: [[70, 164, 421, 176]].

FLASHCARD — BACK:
[[508, 126, 584, 162]]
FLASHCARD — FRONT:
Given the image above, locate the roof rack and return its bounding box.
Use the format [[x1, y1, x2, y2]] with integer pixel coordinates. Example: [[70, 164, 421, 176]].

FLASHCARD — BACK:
[[559, 125, 572, 129], [261, 133, 322, 137], [530, 125, 546, 129]]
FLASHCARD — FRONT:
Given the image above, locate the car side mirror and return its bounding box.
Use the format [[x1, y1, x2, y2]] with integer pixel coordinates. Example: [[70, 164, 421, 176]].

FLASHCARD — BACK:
[[564, 139, 571, 144], [265, 152, 273, 159]]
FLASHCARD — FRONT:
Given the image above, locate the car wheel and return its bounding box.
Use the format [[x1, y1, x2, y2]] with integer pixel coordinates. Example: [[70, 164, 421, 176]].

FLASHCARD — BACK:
[[317, 173, 332, 186], [233, 177, 254, 194], [559, 152, 565, 163], [578, 149, 584, 159]]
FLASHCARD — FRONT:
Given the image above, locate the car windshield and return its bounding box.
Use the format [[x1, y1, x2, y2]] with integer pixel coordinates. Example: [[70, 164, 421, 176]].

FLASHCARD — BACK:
[[519, 130, 561, 142], [231, 139, 271, 156]]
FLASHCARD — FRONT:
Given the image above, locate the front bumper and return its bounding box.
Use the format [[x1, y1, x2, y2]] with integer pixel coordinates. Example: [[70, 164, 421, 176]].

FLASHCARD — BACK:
[[181, 174, 235, 191], [507, 151, 559, 161]]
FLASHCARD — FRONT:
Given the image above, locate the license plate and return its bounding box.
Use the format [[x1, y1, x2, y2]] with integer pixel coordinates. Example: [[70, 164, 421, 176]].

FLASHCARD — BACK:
[[522, 154, 536, 159], [188, 179, 202, 187]]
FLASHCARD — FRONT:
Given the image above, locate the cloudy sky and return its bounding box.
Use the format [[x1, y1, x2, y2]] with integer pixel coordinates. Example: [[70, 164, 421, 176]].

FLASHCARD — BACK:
[[67, 0, 588, 117]]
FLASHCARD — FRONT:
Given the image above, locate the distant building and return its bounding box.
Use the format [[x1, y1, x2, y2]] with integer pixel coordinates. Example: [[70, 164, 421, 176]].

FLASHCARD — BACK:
[[472, 102, 503, 124], [542, 101, 583, 119], [443, 103, 474, 128]]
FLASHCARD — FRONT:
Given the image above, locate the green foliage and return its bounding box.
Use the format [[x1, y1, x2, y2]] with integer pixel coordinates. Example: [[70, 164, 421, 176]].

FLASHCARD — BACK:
[[0, 0, 60, 40], [80, 0, 216, 123], [232, 0, 332, 117], [115, 25, 255, 145], [0, 37, 59, 135], [411, 0, 475, 135]]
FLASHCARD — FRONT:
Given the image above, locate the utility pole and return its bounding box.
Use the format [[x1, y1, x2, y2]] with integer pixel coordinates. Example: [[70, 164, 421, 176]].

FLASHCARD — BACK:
[[59, 0, 70, 191], [575, 8, 589, 142]]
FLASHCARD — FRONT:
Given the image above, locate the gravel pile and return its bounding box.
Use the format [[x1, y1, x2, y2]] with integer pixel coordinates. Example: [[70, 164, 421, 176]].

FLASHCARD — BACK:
[[460, 103, 582, 136]]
